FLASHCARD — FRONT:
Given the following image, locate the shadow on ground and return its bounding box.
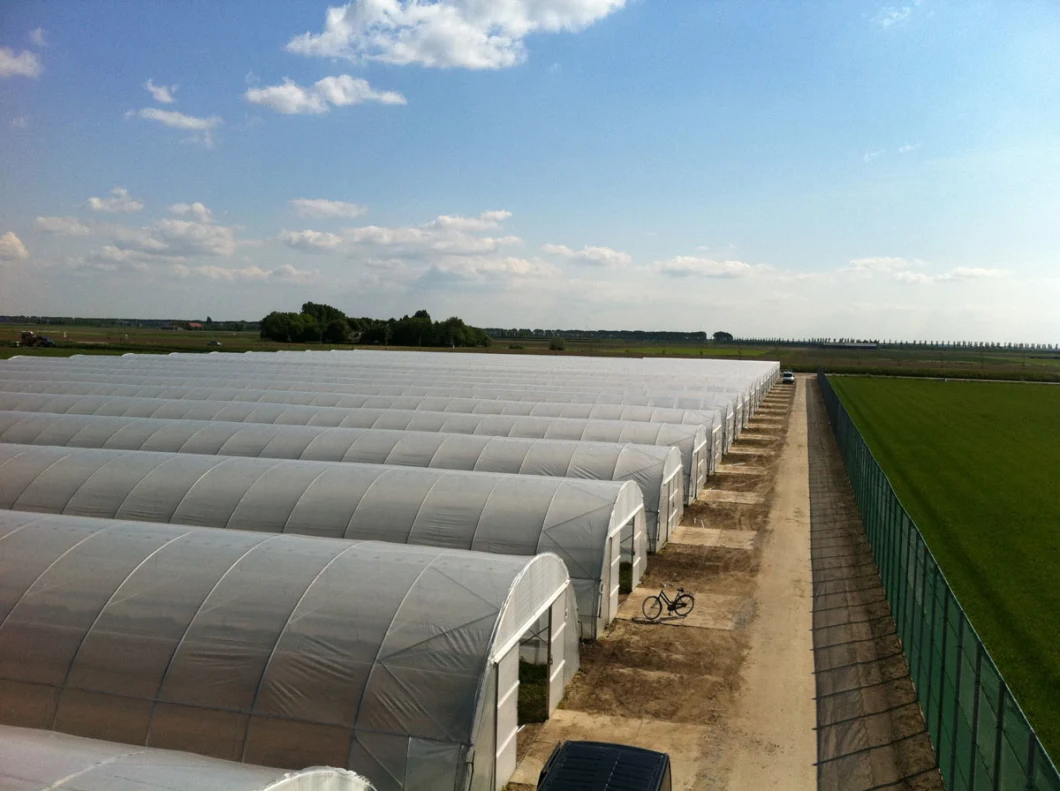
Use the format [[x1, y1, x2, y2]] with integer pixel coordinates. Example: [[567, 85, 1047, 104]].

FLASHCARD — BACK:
[[807, 380, 944, 791]]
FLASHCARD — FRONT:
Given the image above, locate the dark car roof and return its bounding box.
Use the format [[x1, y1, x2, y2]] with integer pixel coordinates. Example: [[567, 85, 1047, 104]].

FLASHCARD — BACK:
[[538, 740, 669, 791]]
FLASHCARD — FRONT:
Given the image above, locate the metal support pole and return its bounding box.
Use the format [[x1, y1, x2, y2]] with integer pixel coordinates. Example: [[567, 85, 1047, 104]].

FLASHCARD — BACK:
[[948, 616, 965, 784], [968, 644, 984, 788], [992, 679, 1007, 791]]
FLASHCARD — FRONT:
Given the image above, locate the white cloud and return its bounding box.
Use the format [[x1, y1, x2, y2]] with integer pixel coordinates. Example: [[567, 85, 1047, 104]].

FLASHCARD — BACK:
[[279, 229, 345, 253], [29, 28, 47, 48], [894, 266, 1010, 285], [244, 75, 405, 115], [285, 0, 627, 70], [430, 210, 511, 231], [0, 47, 42, 79], [0, 231, 29, 263], [172, 263, 317, 283], [542, 243, 631, 267], [291, 198, 368, 219], [873, 6, 912, 28], [149, 218, 237, 257], [426, 255, 560, 281], [9, 116, 28, 130], [898, 142, 921, 154], [863, 149, 885, 163], [844, 256, 912, 273], [145, 79, 177, 104], [127, 108, 222, 147], [86, 187, 144, 213], [169, 202, 212, 222], [35, 216, 92, 235], [949, 266, 1008, 279], [651, 256, 761, 278]]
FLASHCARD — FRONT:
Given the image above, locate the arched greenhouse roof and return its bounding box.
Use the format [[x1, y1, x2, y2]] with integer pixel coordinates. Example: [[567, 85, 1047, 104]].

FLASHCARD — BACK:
[[0, 409, 681, 550], [0, 442, 643, 636], [0, 511, 575, 791], [0, 725, 374, 791], [0, 390, 710, 501], [0, 367, 728, 427], [30, 355, 757, 401]]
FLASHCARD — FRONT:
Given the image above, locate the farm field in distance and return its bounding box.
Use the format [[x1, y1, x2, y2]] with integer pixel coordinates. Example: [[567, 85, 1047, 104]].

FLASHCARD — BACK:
[[4, 324, 1060, 382], [831, 376, 1060, 756]]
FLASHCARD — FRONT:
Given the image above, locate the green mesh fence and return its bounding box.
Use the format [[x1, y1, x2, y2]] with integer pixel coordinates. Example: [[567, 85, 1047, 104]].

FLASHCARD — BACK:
[[817, 370, 1060, 791]]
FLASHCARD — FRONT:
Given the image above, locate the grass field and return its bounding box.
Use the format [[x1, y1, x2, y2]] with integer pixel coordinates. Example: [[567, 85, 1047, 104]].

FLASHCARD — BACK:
[[831, 377, 1060, 755]]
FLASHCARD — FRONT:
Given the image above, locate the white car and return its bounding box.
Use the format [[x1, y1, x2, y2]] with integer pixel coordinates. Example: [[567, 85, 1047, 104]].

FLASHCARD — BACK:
[[782, 371, 795, 384]]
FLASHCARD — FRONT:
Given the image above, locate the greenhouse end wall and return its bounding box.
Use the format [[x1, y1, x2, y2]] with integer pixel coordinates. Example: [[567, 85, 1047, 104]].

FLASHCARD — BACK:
[[817, 372, 1060, 791]]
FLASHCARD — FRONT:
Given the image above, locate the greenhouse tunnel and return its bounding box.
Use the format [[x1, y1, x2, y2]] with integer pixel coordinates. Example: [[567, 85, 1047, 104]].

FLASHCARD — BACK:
[[0, 724, 375, 791], [0, 512, 580, 791], [0, 410, 683, 552], [0, 388, 712, 504], [0, 443, 643, 638]]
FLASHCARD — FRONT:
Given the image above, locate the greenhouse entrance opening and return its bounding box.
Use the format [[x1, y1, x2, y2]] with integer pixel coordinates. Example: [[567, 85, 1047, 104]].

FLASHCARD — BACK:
[[492, 590, 573, 791]]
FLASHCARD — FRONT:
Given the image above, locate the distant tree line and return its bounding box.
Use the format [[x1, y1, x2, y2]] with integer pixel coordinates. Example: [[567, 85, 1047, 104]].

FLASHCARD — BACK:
[[486, 328, 709, 342], [0, 315, 257, 331], [259, 304, 491, 348]]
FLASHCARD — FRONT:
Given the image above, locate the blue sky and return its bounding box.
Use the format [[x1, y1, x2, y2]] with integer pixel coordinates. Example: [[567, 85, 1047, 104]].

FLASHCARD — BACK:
[[1, 0, 1058, 340]]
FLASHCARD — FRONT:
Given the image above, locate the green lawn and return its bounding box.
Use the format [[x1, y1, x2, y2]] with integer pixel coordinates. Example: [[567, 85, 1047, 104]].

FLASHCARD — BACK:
[[832, 377, 1060, 755]]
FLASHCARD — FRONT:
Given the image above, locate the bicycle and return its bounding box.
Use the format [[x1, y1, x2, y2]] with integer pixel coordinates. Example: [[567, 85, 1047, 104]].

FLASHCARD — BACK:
[[641, 585, 695, 621]]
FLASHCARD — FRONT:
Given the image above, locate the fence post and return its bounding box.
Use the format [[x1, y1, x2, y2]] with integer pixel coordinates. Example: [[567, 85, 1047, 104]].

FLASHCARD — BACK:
[[1027, 732, 1037, 789], [935, 588, 949, 771], [969, 644, 984, 788], [949, 616, 965, 784], [992, 679, 1006, 791], [916, 538, 930, 694]]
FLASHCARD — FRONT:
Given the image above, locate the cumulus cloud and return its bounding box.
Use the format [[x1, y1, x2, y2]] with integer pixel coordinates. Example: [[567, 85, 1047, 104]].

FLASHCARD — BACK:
[[425, 255, 560, 282], [863, 149, 885, 163], [0, 47, 42, 78], [169, 202, 212, 222], [291, 198, 367, 219], [126, 108, 222, 146], [244, 75, 405, 114], [35, 216, 92, 235], [145, 79, 177, 104], [843, 256, 912, 273], [898, 142, 921, 154], [29, 28, 47, 48], [86, 187, 144, 213], [430, 210, 512, 231], [0, 231, 29, 263], [542, 243, 631, 267], [278, 229, 345, 253], [652, 256, 761, 278], [894, 267, 1010, 285], [873, 5, 914, 28], [171, 262, 316, 282], [285, 0, 627, 70]]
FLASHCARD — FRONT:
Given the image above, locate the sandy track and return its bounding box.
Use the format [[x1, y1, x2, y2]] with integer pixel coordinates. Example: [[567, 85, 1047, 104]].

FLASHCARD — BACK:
[[510, 379, 817, 790]]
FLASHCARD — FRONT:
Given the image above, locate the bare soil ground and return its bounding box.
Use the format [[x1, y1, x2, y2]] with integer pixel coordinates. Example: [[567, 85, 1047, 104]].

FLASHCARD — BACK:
[[509, 381, 814, 790]]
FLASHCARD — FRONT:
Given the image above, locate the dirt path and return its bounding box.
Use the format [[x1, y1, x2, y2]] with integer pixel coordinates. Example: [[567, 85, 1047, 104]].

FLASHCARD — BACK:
[[806, 378, 943, 791], [722, 376, 816, 790], [509, 380, 817, 790]]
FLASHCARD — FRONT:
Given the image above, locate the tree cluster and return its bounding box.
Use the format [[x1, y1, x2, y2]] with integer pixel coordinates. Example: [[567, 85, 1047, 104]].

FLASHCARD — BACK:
[[259, 305, 491, 348]]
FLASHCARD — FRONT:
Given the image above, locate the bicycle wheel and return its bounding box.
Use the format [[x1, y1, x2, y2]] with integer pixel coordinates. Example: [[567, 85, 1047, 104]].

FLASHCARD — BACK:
[[672, 593, 695, 618], [641, 595, 664, 621]]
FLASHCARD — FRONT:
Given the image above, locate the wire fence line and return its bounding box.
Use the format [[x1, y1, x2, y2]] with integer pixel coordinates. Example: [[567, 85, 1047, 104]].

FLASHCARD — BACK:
[[816, 371, 1060, 791]]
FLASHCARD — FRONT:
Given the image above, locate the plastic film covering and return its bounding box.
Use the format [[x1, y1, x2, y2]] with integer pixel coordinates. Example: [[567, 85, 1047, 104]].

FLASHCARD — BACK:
[[0, 512, 577, 791], [0, 365, 727, 429], [0, 724, 374, 791], [0, 410, 681, 551], [0, 389, 708, 502], [3, 355, 746, 410], [0, 442, 643, 637], [22, 352, 772, 396], [818, 372, 1060, 791]]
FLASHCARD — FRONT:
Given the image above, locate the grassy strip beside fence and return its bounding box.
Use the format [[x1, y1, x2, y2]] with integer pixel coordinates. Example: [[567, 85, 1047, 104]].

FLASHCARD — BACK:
[[817, 370, 1060, 791]]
